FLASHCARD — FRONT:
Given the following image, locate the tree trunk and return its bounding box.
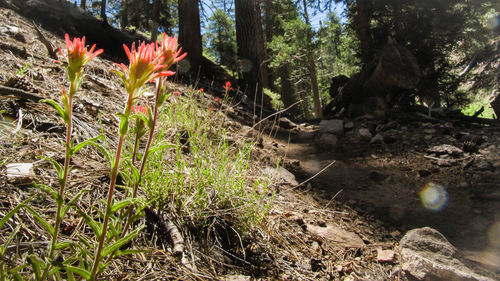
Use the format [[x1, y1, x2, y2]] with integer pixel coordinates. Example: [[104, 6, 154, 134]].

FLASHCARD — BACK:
[[120, 0, 128, 30], [353, 0, 371, 63], [254, 1, 270, 90], [235, 0, 263, 105], [178, 0, 203, 74], [80, 0, 85, 10], [151, 0, 161, 41], [100, 0, 107, 23], [302, 0, 322, 118], [278, 63, 299, 116]]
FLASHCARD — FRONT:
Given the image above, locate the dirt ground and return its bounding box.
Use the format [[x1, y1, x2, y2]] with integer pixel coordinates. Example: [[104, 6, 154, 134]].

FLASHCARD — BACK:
[[1, 6, 500, 280]]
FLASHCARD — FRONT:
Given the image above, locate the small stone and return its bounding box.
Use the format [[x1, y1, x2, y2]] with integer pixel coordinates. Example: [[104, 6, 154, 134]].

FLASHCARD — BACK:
[[278, 117, 297, 129], [424, 135, 433, 140], [6, 163, 35, 184], [370, 134, 384, 144], [318, 133, 338, 148], [344, 121, 354, 129], [319, 119, 344, 135], [358, 128, 372, 141], [377, 248, 395, 262]]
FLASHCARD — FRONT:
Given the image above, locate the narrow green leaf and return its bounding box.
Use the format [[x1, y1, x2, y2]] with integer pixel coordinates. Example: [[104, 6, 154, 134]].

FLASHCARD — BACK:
[[62, 265, 91, 280], [0, 225, 20, 256], [110, 198, 136, 214], [40, 99, 68, 123], [55, 241, 72, 250], [28, 255, 43, 280], [62, 188, 90, 218], [0, 197, 31, 229], [69, 135, 104, 157], [37, 156, 63, 182], [76, 208, 101, 237], [118, 112, 129, 136], [146, 143, 175, 157], [24, 205, 54, 236], [101, 225, 144, 259]]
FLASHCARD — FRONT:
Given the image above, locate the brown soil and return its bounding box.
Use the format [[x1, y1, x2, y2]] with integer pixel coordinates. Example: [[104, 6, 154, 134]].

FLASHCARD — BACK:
[[1, 6, 499, 281]]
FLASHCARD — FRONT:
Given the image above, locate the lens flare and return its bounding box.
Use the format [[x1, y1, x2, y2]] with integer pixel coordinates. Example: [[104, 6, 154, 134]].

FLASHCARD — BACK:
[[488, 221, 500, 247], [484, 13, 500, 30], [177, 59, 191, 73], [238, 59, 253, 73], [419, 182, 449, 211]]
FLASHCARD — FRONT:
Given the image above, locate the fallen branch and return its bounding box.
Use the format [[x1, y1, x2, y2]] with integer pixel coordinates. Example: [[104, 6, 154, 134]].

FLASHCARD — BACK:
[[145, 207, 184, 258], [32, 21, 58, 60], [0, 85, 43, 102]]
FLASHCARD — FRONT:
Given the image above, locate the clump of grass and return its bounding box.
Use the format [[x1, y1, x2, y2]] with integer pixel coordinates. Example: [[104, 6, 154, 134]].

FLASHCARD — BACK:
[[142, 89, 273, 233]]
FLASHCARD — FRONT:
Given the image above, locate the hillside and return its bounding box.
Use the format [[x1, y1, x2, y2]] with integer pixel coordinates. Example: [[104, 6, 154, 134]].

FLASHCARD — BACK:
[[1, 5, 500, 281]]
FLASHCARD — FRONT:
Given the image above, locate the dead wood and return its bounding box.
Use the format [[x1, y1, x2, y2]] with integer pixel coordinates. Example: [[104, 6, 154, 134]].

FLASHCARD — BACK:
[[145, 207, 185, 258], [32, 21, 58, 59], [0, 85, 43, 102]]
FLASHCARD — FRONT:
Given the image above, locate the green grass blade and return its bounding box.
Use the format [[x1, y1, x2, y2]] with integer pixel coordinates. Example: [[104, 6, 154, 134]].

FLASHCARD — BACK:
[[24, 205, 55, 236], [0, 225, 20, 256], [0, 197, 31, 229], [62, 265, 91, 280], [101, 225, 144, 259]]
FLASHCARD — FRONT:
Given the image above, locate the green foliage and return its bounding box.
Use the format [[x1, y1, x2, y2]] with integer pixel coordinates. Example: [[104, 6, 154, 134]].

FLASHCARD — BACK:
[[16, 63, 30, 76], [143, 90, 272, 232], [204, 9, 238, 74]]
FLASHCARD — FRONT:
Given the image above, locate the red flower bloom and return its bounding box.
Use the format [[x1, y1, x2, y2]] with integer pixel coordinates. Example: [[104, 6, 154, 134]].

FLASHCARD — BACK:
[[215, 97, 221, 102], [131, 105, 147, 115], [59, 34, 103, 79], [199, 88, 204, 92], [172, 91, 181, 96], [209, 107, 214, 112], [112, 42, 174, 95], [223, 81, 232, 91], [156, 34, 187, 70]]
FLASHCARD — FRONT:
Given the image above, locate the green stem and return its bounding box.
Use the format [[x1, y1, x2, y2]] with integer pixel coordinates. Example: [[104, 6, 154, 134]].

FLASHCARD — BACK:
[[90, 92, 134, 280], [121, 79, 162, 235], [43, 77, 78, 279]]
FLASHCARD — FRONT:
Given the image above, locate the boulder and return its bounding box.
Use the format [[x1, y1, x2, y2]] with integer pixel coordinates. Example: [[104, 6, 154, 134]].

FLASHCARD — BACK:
[[399, 227, 494, 281], [319, 119, 344, 135]]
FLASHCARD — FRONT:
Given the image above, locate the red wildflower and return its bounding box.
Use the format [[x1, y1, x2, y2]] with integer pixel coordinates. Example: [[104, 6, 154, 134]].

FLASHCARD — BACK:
[[223, 81, 232, 91], [131, 105, 147, 115], [215, 97, 221, 102], [112, 42, 174, 95], [156, 34, 187, 70], [209, 107, 214, 112], [172, 91, 181, 95], [199, 88, 204, 92], [59, 34, 103, 79]]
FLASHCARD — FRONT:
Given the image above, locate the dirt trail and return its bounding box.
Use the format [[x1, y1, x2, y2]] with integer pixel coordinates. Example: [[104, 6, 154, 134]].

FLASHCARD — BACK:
[[274, 120, 500, 271]]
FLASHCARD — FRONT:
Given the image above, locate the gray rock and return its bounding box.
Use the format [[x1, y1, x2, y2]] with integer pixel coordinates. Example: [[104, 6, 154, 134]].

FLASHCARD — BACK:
[[344, 121, 354, 129], [399, 227, 494, 281], [318, 133, 338, 148], [358, 128, 372, 142], [264, 166, 298, 186], [370, 133, 385, 144], [306, 224, 365, 248], [319, 119, 344, 135], [428, 144, 463, 157]]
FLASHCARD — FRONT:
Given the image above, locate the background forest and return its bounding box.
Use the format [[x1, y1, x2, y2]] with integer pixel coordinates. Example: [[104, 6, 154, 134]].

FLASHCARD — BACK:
[[75, 0, 499, 120]]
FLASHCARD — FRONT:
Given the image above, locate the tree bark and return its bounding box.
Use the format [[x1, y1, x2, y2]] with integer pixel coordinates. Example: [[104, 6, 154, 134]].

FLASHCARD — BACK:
[[151, 0, 161, 41], [254, 1, 270, 90], [120, 0, 128, 30], [235, 0, 263, 105], [80, 0, 85, 10], [302, 0, 322, 118], [278, 63, 299, 116], [178, 0, 203, 74], [353, 0, 371, 63], [100, 0, 107, 23]]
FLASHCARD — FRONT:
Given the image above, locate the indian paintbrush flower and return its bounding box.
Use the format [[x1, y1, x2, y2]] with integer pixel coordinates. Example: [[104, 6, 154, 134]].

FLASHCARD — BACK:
[[223, 81, 232, 92], [156, 35, 187, 70], [112, 42, 175, 99], [59, 34, 103, 82]]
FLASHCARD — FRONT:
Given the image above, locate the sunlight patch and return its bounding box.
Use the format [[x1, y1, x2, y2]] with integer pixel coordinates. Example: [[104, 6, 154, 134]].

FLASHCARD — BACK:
[[419, 182, 449, 211]]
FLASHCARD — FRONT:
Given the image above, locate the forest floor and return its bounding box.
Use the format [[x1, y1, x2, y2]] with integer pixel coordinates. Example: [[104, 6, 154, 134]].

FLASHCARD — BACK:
[[1, 6, 500, 281]]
